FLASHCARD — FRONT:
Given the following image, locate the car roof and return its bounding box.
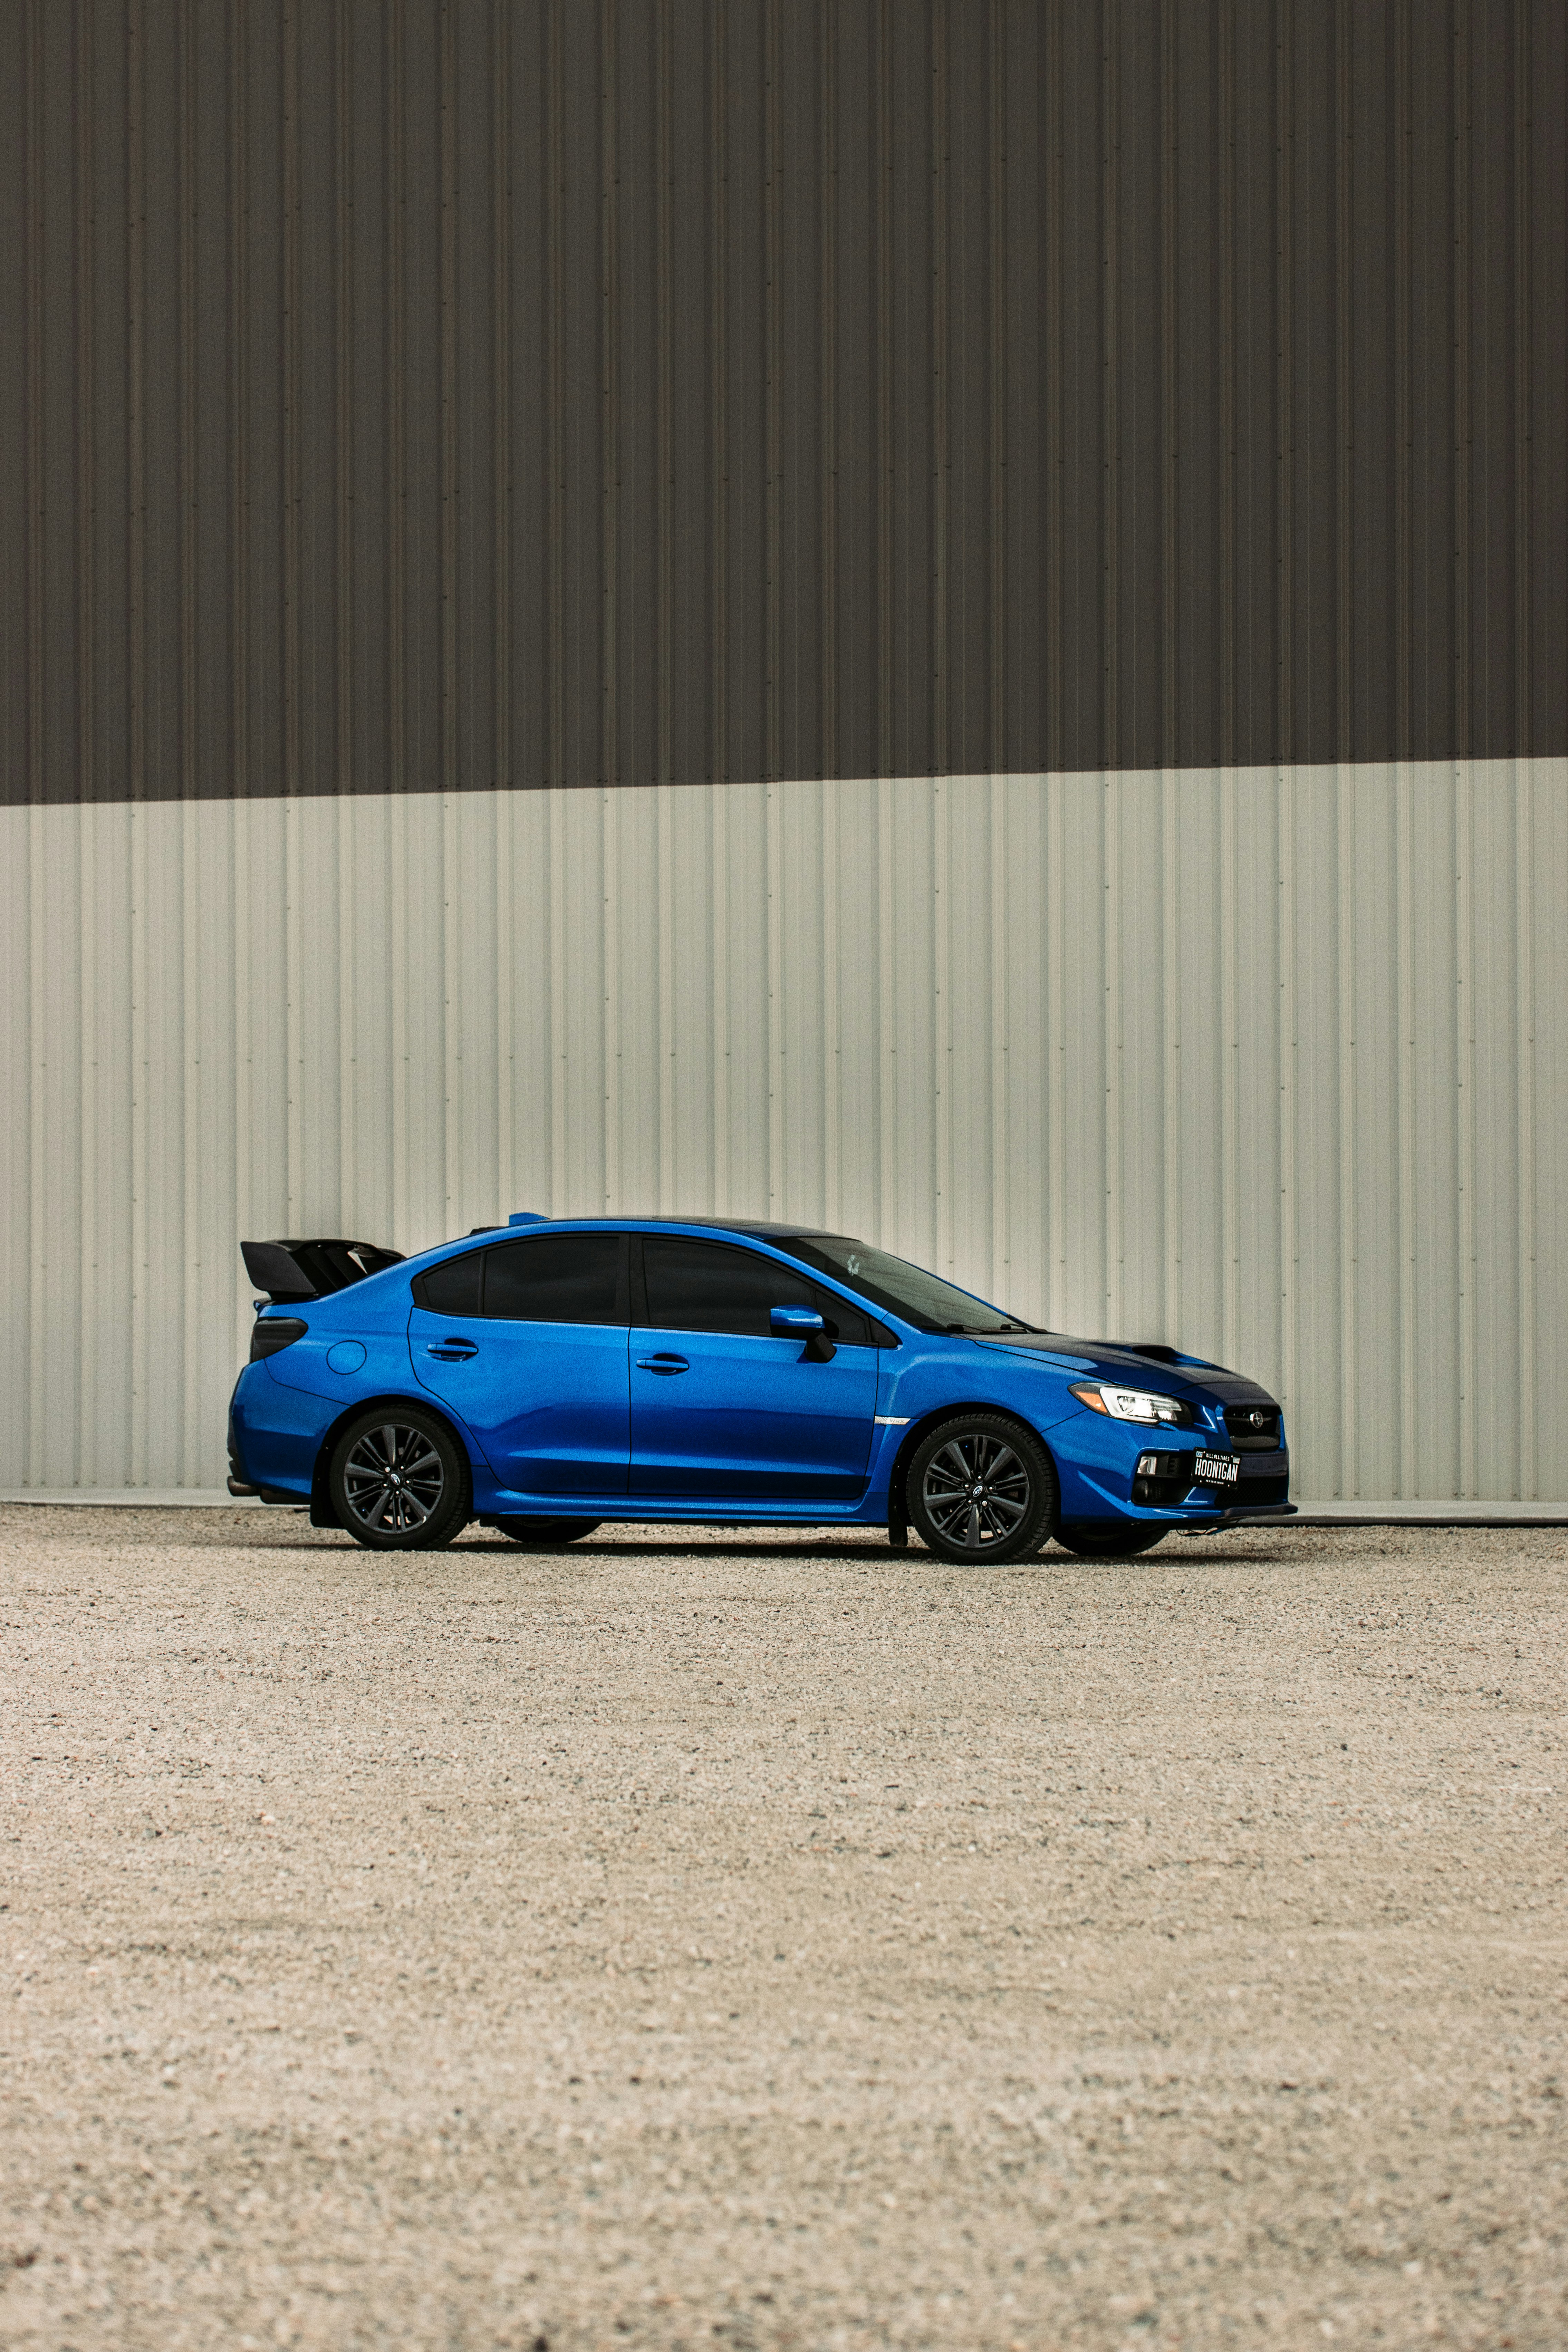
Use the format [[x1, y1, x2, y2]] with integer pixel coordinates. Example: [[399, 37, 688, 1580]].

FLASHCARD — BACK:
[[396, 1216, 845, 1270], [450, 1215, 841, 1241], [547, 1215, 836, 1238]]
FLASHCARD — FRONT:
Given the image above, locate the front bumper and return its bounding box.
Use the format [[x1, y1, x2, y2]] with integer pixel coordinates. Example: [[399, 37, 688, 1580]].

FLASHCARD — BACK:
[[1056, 1413, 1290, 1525], [1062, 1430, 1298, 1524], [1130, 1444, 1290, 1513]]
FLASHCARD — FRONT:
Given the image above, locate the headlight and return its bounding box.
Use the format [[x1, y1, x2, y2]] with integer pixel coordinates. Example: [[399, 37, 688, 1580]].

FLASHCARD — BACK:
[[1070, 1381, 1194, 1427]]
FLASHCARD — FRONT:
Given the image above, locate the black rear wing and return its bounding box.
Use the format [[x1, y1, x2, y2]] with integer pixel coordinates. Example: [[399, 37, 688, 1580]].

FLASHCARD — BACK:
[[242, 1237, 405, 1303]]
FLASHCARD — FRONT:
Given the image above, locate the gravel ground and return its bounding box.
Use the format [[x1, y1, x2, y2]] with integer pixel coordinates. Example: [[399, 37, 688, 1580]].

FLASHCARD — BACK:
[[2, 1506, 1565, 2352]]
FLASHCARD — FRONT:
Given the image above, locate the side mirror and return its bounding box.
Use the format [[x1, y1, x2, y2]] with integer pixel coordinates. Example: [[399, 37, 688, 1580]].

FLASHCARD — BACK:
[[770, 1304, 824, 1336], [771, 1303, 835, 1361]]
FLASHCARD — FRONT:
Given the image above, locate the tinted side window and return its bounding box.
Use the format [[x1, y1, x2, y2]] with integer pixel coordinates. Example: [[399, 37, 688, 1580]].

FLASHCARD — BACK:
[[484, 1234, 623, 1324], [641, 1238, 874, 1344], [417, 1252, 483, 1315]]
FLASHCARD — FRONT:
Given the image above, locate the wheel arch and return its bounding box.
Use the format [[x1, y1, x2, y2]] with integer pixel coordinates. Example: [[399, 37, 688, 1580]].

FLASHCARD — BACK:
[[887, 1403, 1058, 1523], [309, 1391, 478, 1530]]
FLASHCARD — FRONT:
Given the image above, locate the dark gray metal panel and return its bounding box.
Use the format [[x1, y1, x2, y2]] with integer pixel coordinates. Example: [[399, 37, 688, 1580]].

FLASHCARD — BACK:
[[4, 0, 1564, 804], [1529, 0, 1565, 757]]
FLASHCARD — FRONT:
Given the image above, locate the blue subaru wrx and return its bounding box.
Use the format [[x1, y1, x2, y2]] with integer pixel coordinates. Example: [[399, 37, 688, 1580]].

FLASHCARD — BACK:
[[227, 1215, 1292, 1562]]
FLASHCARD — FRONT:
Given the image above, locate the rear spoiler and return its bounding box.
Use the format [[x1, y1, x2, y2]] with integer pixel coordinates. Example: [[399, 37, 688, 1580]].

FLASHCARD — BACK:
[[242, 1237, 405, 1303]]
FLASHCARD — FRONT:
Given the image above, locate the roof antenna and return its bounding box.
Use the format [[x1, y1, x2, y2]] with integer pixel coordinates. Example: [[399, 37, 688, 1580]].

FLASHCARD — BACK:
[[507, 1209, 549, 1226]]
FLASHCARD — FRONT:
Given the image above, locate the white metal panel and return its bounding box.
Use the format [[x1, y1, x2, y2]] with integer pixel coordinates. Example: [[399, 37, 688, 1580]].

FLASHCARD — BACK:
[[2, 759, 1562, 1498]]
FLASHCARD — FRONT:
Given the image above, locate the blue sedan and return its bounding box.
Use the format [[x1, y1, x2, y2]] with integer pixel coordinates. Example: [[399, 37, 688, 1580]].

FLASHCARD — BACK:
[[228, 1215, 1292, 1562]]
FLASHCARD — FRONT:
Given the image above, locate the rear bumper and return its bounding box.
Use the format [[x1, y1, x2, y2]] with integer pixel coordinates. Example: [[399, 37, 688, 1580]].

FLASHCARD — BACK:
[[225, 1400, 259, 1495], [227, 1363, 331, 1503]]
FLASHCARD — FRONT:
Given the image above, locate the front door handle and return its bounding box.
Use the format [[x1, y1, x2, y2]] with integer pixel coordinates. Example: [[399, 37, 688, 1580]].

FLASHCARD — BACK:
[[427, 1339, 479, 1362], [636, 1353, 690, 1375]]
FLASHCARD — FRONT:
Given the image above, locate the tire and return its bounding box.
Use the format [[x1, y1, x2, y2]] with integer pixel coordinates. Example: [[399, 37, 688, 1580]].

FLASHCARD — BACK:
[[488, 1517, 602, 1548], [328, 1406, 472, 1551], [1055, 1520, 1168, 1559], [906, 1414, 1057, 1565]]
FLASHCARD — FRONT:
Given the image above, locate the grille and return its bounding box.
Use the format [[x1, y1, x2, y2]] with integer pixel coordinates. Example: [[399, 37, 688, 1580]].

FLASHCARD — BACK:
[[1232, 1473, 1290, 1506], [1224, 1403, 1282, 1450]]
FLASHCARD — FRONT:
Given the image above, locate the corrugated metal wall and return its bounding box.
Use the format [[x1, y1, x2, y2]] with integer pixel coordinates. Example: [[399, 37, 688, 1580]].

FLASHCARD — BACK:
[[2, 0, 1563, 803], [2, 6, 1564, 1500], [3, 760, 1564, 1500]]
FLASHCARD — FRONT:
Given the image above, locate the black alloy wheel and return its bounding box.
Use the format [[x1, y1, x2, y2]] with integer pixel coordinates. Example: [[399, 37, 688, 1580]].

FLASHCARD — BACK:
[[906, 1414, 1057, 1565], [488, 1517, 602, 1547], [1055, 1520, 1168, 1558], [329, 1407, 471, 1551]]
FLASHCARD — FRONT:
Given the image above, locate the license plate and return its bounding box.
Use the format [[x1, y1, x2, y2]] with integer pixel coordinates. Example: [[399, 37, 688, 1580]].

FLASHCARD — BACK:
[[1193, 1450, 1239, 1486]]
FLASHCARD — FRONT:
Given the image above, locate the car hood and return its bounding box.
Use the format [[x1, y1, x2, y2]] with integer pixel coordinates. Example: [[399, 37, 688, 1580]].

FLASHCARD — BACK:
[[971, 1331, 1280, 1411]]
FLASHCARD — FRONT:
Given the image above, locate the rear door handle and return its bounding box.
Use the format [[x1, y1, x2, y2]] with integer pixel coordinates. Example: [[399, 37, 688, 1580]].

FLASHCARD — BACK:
[[427, 1339, 479, 1362], [636, 1353, 690, 1375]]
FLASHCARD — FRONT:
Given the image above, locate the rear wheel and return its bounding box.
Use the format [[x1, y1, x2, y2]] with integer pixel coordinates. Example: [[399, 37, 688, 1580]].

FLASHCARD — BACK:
[[329, 1407, 471, 1551], [1055, 1520, 1168, 1559], [488, 1517, 602, 1547], [906, 1415, 1057, 1565]]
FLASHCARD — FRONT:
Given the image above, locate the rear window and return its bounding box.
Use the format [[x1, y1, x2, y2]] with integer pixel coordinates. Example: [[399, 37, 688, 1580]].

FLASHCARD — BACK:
[[482, 1233, 624, 1324], [414, 1234, 624, 1321], [416, 1252, 483, 1316]]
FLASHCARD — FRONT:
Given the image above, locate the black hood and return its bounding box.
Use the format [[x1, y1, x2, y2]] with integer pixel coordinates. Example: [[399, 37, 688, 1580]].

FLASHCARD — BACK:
[[974, 1330, 1281, 1413]]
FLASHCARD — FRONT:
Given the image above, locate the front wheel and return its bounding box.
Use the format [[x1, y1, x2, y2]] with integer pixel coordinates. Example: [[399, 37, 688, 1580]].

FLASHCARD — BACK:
[[488, 1517, 602, 1547], [1055, 1520, 1168, 1559], [906, 1415, 1057, 1565], [329, 1407, 471, 1551]]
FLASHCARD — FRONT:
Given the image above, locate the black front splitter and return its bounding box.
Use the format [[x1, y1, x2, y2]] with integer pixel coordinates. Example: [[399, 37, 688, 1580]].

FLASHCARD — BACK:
[[1174, 1501, 1297, 1534]]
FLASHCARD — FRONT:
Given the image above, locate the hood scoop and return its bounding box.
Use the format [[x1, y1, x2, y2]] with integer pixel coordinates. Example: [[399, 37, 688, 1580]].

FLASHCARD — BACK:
[[1122, 1340, 1217, 1370]]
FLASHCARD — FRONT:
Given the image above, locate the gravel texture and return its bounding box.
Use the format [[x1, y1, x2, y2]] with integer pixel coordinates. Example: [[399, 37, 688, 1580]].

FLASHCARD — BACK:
[[2, 1504, 1565, 2351]]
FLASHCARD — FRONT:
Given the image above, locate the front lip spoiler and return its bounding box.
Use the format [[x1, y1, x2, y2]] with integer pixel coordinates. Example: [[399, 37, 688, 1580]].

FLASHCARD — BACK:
[[1174, 1501, 1297, 1532], [226, 1475, 261, 1497]]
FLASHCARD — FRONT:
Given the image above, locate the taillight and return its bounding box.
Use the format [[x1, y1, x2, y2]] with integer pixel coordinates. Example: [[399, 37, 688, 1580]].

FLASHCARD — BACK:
[[250, 1316, 308, 1362]]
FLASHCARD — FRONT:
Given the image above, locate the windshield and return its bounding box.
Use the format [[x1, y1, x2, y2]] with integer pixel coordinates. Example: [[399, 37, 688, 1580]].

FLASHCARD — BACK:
[[781, 1235, 1037, 1336]]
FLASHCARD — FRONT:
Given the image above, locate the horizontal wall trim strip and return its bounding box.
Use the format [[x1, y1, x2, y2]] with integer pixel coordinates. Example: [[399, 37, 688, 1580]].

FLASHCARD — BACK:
[[8, 746, 1565, 811], [3, 759, 1562, 1502]]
